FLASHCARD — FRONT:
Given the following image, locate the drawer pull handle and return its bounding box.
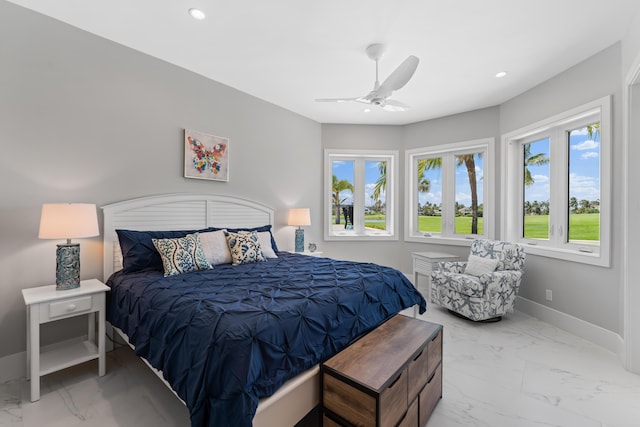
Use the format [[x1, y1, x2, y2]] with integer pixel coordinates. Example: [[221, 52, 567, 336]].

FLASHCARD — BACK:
[[67, 304, 77, 311], [413, 350, 424, 361], [427, 369, 436, 384], [431, 334, 439, 342], [388, 373, 402, 389]]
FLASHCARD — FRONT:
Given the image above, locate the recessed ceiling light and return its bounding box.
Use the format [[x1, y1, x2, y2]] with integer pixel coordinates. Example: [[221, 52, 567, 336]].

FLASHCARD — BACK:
[[495, 71, 507, 78], [364, 108, 371, 113], [188, 8, 206, 20]]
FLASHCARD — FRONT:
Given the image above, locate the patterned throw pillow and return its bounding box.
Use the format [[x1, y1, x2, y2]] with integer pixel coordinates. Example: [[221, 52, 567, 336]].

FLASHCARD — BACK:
[[152, 233, 212, 277], [225, 231, 267, 265]]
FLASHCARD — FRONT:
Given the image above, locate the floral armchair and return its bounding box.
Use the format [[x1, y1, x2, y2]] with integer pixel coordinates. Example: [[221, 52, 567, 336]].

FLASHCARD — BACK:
[[430, 239, 526, 322]]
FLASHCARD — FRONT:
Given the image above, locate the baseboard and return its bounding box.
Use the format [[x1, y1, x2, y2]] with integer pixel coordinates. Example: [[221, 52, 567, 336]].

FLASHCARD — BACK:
[[0, 351, 25, 383], [516, 296, 625, 363]]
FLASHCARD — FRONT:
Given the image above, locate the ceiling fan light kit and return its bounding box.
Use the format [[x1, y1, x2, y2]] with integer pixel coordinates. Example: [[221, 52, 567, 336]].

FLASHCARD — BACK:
[[316, 43, 419, 112]]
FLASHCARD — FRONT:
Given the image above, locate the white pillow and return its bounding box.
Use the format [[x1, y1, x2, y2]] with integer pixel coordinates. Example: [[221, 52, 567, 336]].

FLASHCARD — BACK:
[[257, 231, 278, 258], [199, 230, 232, 265], [464, 254, 499, 276]]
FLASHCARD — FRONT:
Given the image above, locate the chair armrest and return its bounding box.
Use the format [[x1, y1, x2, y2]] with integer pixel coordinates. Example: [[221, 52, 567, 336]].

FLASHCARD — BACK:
[[481, 270, 524, 293], [438, 261, 467, 274]]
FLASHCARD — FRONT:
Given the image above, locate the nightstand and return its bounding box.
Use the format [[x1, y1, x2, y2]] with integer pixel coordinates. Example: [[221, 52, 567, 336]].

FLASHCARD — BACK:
[[21, 278, 110, 402], [412, 251, 459, 301]]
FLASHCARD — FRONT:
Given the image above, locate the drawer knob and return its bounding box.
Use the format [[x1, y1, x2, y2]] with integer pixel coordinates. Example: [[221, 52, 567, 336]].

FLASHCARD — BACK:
[[67, 304, 77, 311]]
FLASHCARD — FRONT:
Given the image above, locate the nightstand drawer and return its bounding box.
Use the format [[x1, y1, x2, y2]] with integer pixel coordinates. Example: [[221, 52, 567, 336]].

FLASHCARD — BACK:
[[48, 296, 92, 319]]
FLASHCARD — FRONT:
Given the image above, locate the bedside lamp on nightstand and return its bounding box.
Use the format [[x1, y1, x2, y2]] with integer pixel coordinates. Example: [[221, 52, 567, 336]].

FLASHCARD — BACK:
[[38, 203, 99, 290], [288, 208, 311, 252]]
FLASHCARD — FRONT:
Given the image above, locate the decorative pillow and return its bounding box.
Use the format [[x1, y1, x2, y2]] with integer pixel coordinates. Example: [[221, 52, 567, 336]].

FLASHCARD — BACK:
[[464, 254, 499, 277], [257, 231, 278, 258], [116, 227, 215, 273], [225, 231, 267, 265], [199, 229, 233, 265], [152, 233, 212, 277], [225, 225, 279, 252]]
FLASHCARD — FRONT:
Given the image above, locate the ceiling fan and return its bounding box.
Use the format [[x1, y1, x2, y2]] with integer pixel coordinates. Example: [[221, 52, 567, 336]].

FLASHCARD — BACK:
[[316, 44, 419, 112]]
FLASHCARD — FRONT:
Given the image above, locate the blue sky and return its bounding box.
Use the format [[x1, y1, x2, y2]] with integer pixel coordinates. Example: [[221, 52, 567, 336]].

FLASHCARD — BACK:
[[332, 128, 599, 208], [526, 126, 600, 203]]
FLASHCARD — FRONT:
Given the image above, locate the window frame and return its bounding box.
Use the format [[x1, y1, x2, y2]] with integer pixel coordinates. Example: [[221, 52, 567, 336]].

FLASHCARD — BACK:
[[501, 96, 611, 266], [405, 138, 495, 244], [324, 149, 398, 241]]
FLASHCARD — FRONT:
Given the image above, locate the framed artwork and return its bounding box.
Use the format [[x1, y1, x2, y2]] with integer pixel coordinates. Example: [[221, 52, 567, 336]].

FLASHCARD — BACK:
[[184, 129, 229, 181]]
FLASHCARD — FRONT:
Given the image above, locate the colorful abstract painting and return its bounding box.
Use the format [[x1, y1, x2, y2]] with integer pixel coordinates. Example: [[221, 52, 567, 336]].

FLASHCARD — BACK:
[[184, 129, 229, 181]]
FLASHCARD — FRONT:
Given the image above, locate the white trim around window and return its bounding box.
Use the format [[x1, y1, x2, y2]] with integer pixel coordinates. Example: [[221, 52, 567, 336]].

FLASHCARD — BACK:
[[324, 149, 398, 241], [501, 95, 612, 266], [405, 138, 495, 245]]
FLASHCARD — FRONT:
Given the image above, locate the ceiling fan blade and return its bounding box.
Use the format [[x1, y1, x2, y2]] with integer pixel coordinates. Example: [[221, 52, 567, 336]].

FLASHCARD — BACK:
[[315, 97, 359, 103], [382, 99, 411, 112], [376, 55, 419, 98]]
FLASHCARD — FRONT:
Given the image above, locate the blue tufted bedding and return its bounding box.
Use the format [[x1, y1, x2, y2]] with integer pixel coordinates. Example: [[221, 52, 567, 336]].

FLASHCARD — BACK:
[[106, 252, 426, 427]]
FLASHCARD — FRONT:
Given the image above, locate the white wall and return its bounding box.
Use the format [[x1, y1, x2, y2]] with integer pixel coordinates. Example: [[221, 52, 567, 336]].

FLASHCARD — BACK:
[[621, 9, 640, 372], [0, 2, 321, 359]]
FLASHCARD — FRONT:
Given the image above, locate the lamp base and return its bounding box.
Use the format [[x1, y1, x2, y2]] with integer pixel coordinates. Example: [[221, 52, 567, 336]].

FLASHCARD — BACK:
[[294, 229, 305, 252], [56, 243, 80, 290]]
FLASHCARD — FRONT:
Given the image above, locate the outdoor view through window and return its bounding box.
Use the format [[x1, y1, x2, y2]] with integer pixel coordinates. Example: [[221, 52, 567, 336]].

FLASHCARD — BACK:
[[416, 153, 484, 235], [523, 123, 601, 242], [331, 159, 387, 232]]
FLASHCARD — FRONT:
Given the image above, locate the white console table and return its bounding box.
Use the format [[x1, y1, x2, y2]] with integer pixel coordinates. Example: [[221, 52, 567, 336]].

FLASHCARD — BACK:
[[412, 251, 459, 302]]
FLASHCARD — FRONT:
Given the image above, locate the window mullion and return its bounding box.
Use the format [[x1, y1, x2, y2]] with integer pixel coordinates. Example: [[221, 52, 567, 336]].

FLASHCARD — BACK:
[[441, 154, 455, 237], [352, 159, 365, 234]]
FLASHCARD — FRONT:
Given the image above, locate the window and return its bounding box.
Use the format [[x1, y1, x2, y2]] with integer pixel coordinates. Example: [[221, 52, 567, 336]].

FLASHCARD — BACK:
[[405, 138, 495, 243], [502, 96, 611, 266], [324, 149, 398, 240]]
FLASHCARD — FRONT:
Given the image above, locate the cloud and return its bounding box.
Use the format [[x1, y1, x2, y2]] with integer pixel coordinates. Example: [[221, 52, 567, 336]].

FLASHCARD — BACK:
[[581, 151, 599, 160], [572, 140, 598, 150], [532, 174, 549, 183], [569, 173, 600, 199]]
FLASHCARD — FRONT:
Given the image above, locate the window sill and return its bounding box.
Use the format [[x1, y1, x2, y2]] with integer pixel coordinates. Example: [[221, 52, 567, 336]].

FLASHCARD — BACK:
[[325, 233, 397, 241], [520, 243, 609, 267]]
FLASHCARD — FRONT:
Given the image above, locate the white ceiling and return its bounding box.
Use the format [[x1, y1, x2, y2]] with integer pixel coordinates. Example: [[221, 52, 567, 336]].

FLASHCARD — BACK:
[[8, 0, 640, 125]]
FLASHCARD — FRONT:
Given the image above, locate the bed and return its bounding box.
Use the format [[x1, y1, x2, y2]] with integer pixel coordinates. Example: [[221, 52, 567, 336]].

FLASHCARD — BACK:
[[102, 193, 426, 427]]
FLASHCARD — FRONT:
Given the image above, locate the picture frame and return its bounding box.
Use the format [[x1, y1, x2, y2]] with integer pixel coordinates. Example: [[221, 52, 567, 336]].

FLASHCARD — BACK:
[[184, 129, 229, 181]]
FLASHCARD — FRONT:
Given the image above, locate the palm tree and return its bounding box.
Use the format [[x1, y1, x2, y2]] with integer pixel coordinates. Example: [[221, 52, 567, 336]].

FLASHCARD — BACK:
[[524, 144, 550, 186], [332, 174, 353, 225]]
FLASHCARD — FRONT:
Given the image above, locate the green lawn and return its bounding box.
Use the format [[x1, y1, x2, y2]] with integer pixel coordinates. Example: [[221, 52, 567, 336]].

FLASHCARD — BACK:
[[350, 213, 600, 241], [418, 216, 483, 234], [524, 213, 599, 240]]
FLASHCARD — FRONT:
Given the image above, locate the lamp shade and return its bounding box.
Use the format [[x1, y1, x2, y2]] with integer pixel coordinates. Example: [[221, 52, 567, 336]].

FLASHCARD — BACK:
[[288, 208, 311, 227], [39, 203, 99, 240]]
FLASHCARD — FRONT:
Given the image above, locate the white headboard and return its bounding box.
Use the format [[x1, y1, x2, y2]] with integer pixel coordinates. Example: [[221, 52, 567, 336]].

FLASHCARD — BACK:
[[101, 193, 275, 281]]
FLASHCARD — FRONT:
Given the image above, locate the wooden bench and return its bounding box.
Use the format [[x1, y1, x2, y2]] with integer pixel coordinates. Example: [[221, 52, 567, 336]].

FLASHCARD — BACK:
[[321, 314, 443, 426]]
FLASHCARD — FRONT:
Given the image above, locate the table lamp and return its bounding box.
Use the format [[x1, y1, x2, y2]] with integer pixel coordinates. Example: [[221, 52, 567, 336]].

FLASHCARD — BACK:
[[288, 208, 311, 252], [38, 203, 99, 290]]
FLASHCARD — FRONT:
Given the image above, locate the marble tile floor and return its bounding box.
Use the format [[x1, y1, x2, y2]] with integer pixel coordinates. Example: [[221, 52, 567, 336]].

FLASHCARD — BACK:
[[2, 306, 640, 426]]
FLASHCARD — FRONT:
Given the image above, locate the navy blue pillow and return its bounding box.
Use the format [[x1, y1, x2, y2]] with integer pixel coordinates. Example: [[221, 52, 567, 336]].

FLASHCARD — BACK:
[[116, 225, 278, 273]]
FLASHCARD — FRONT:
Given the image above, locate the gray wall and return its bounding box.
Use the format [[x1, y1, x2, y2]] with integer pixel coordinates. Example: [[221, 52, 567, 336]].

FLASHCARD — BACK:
[[499, 44, 623, 334], [0, 2, 321, 358]]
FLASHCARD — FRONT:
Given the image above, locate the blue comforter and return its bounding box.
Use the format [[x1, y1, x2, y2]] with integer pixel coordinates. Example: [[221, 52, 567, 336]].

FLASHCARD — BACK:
[[106, 252, 426, 427]]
